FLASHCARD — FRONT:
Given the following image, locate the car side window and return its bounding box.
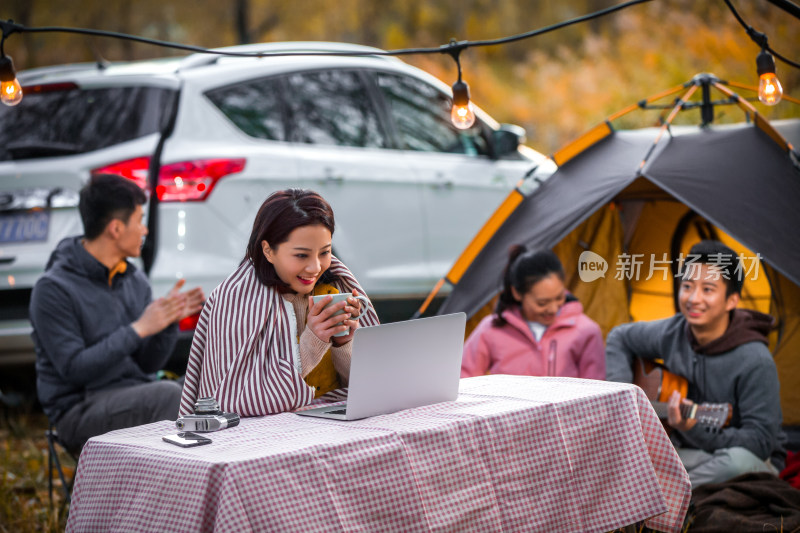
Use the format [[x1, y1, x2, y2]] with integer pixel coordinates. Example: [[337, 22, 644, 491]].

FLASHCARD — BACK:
[[284, 70, 387, 148], [205, 77, 287, 141], [374, 72, 489, 156]]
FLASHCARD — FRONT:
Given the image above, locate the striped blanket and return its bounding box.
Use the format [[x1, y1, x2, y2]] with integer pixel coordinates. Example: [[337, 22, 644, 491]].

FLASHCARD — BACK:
[[179, 257, 379, 416]]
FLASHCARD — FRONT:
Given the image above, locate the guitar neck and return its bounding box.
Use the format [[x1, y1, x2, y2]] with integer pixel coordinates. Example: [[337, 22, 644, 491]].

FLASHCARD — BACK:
[[650, 400, 731, 430], [650, 401, 698, 421]]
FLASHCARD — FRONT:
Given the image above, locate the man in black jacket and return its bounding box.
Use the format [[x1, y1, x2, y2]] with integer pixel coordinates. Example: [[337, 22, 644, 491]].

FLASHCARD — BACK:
[[30, 174, 204, 453]]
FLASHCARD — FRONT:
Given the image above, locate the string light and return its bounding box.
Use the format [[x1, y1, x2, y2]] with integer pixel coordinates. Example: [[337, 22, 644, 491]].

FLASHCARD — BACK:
[[0, 18, 22, 106], [450, 79, 475, 129], [0, 54, 22, 106], [756, 49, 783, 106], [0, 1, 658, 112], [442, 41, 476, 129], [0, 0, 796, 111]]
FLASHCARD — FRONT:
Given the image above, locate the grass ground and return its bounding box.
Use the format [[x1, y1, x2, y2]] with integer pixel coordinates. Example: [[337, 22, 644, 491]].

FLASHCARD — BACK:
[[0, 406, 73, 532]]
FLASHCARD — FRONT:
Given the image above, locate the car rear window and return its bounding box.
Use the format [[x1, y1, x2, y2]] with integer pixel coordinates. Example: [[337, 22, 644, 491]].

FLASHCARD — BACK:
[[205, 77, 287, 141], [0, 85, 177, 161]]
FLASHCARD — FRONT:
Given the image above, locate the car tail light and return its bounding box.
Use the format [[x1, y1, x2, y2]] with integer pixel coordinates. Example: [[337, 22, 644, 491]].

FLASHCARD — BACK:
[[92, 157, 151, 190], [179, 312, 201, 331], [157, 159, 246, 202]]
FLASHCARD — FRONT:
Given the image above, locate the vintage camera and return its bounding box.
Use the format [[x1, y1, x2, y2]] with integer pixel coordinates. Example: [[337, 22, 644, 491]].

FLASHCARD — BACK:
[[175, 397, 240, 432]]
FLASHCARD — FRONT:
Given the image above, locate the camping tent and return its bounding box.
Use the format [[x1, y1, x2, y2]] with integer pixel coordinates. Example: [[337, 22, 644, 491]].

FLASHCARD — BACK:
[[419, 77, 800, 424]]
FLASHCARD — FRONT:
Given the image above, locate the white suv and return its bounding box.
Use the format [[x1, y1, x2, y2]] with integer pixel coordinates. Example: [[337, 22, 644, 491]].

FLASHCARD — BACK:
[[0, 42, 544, 365]]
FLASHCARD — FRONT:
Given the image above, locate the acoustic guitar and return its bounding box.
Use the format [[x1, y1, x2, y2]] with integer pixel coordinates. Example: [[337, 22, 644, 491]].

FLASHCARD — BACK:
[[633, 357, 732, 432]]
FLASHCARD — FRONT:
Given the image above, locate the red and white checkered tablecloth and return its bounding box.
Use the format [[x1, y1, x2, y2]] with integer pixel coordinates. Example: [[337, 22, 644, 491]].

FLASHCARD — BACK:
[[66, 375, 690, 533]]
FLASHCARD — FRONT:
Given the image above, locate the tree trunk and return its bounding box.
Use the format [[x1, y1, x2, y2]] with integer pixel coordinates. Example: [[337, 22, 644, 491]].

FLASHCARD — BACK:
[[236, 0, 250, 44]]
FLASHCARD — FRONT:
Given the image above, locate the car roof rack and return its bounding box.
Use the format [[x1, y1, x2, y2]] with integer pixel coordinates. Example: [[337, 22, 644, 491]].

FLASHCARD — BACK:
[[18, 56, 187, 83]]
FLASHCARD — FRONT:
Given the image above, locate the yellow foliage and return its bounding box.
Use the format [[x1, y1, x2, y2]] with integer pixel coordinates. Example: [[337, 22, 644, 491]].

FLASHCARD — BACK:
[[384, 22, 409, 51]]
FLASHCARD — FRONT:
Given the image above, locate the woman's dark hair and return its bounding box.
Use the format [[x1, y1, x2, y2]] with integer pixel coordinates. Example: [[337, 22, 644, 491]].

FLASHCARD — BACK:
[[245, 189, 338, 291], [493, 245, 565, 327]]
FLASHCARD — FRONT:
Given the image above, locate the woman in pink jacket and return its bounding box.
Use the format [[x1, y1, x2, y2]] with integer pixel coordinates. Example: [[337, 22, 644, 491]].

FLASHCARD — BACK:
[[461, 246, 605, 380]]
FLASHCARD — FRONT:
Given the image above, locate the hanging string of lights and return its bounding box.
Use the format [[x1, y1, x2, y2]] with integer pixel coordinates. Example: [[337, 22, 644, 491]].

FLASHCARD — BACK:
[[1, 0, 798, 119], [0, 0, 655, 113]]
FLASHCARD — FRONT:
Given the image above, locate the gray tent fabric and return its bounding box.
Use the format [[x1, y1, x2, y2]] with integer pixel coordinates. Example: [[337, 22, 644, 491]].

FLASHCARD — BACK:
[[438, 119, 800, 319]]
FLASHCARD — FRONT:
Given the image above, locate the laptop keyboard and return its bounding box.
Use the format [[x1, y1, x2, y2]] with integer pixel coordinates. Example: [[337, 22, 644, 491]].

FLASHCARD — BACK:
[[327, 408, 347, 415]]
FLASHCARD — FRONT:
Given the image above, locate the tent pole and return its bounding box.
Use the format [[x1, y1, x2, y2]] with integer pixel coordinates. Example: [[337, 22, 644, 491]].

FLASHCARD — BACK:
[[607, 84, 686, 122], [641, 84, 699, 168], [701, 78, 714, 126], [713, 81, 795, 153], [413, 278, 446, 318]]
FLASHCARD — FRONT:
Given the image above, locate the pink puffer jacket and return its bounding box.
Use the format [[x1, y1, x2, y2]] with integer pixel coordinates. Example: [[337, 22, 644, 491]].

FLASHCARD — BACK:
[[461, 300, 605, 380]]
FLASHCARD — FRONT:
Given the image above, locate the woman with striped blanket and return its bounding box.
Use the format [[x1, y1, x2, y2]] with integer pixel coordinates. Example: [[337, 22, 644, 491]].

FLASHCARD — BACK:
[[179, 189, 380, 416]]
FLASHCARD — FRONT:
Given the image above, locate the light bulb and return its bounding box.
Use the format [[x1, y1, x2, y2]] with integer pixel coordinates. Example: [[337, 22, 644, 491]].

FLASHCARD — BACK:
[[451, 79, 476, 130], [756, 49, 782, 106], [1, 78, 22, 106], [758, 73, 783, 106], [451, 101, 475, 130], [0, 55, 22, 107]]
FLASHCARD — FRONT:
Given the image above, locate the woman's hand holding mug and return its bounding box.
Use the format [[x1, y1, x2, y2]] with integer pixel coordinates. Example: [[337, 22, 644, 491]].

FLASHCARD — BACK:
[[308, 290, 370, 343]]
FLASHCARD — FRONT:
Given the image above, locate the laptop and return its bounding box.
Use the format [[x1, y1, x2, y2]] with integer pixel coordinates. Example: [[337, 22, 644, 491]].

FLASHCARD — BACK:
[[295, 312, 466, 421]]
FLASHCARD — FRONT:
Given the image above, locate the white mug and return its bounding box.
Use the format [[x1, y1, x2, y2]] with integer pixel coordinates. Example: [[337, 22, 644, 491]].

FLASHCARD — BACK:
[[311, 293, 370, 337]]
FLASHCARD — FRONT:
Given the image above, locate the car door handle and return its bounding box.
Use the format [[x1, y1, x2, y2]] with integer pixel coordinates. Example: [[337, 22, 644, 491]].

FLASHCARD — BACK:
[[430, 178, 454, 190]]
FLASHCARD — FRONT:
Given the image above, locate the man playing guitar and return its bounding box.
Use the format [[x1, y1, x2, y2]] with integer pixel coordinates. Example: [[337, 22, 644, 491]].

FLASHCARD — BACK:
[[606, 240, 787, 489]]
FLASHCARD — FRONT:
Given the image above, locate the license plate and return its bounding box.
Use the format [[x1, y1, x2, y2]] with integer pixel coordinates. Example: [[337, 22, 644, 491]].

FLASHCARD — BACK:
[[0, 210, 51, 243]]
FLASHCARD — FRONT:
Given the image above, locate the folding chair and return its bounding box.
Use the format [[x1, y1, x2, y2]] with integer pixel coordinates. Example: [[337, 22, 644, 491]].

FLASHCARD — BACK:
[[45, 425, 78, 511]]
